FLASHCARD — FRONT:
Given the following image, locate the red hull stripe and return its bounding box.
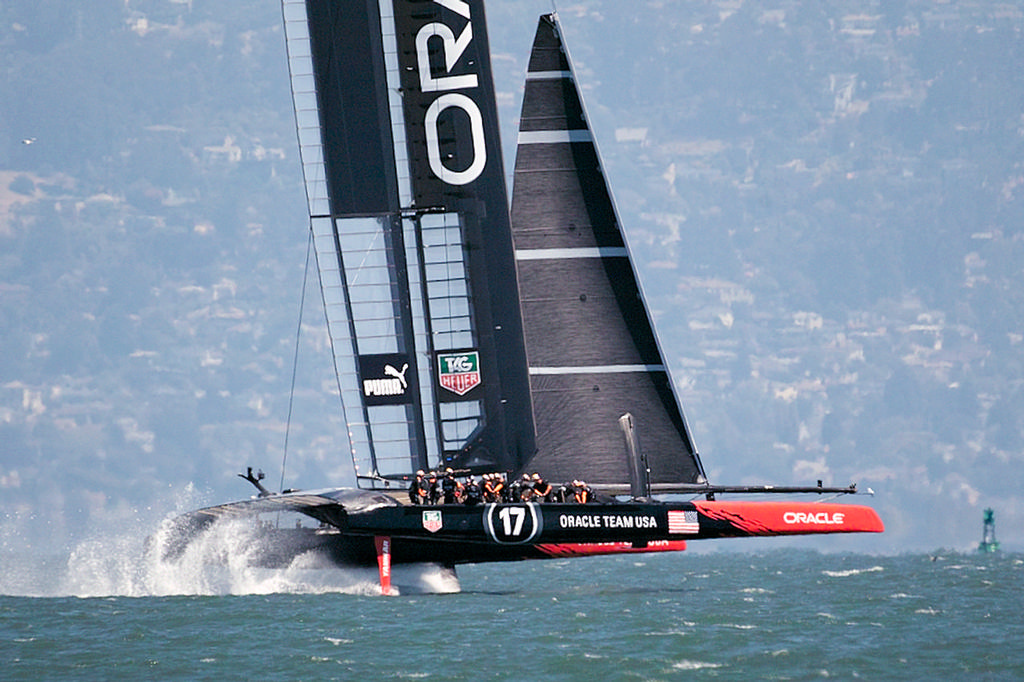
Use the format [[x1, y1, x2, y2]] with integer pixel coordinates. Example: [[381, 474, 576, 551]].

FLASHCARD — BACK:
[[536, 540, 688, 558], [693, 501, 884, 535]]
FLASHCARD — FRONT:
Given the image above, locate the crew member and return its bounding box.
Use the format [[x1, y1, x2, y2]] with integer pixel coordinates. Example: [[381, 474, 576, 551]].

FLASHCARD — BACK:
[[531, 473, 552, 502], [487, 473, 503, 499], [482, 474, 498, 503], [504, 474, 518, 502], [440, 468, 461, 504], [408, 470, 429, 505], [512, 473, 533, 501], [462, 476, 482, 506], [428, 472, 440, 505], [573, 479, 593, 504]]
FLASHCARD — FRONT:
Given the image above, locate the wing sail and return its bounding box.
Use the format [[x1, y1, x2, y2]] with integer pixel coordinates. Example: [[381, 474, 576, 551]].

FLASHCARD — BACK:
[[283, 0, 534, 484]]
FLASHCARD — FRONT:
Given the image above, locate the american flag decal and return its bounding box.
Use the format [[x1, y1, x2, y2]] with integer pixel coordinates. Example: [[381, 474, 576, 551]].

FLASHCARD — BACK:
[[668, 510, 700, 534]]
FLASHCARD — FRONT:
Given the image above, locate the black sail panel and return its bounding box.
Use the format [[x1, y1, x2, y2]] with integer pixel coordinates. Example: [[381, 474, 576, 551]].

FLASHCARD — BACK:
[[392, 0, 535, 475], [305, 0, 399, 215], [510, 14, 707, 487]]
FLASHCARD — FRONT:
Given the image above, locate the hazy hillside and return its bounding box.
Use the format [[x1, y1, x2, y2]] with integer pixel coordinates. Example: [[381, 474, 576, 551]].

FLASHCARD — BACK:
[[2, 0, 1022, 556]]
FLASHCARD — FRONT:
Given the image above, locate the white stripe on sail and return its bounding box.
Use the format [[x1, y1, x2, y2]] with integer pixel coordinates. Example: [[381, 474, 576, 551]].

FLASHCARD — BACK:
[[517, 129, 592, 144], [515, 247, 627, 260], [525, 70, 573, 80], [529, 365, 666, 375]]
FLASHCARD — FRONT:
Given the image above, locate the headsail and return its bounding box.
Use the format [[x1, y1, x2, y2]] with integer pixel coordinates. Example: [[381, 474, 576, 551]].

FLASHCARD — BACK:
[[283, 0, 534, 485], [510, 15, 708, 489]]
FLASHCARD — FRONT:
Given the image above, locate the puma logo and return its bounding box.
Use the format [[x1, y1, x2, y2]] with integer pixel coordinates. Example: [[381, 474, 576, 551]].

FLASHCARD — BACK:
[[384, 363, 409, 388], [364, 363, 411, 397]]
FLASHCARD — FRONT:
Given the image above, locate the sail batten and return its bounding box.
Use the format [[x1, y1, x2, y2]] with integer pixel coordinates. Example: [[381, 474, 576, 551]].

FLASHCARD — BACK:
[[525, 70, 573, 80], [516, 247, 628, 260], [530, 365, 667, 375], [518, 130, 593, 144]]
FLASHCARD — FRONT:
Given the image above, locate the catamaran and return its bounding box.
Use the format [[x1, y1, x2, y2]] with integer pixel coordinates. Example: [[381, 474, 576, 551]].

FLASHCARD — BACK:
[[167, 1, 882, 593]]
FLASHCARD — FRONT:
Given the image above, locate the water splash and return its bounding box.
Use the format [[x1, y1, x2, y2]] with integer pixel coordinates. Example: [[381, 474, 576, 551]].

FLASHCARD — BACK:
[[66, 515, 460, 597], [2, 489, 459, 597]]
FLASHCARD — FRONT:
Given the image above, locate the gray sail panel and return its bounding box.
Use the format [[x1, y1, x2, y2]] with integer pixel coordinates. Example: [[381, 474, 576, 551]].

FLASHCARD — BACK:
[[528, 372, 696, 485], [508, 143, 623, 250], [516, 256, 662, 366], [510, 14, 706, 487]]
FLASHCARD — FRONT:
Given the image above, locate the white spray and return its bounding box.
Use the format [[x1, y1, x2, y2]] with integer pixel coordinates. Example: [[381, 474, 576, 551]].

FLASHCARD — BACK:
[[1, 487, 459, 597]]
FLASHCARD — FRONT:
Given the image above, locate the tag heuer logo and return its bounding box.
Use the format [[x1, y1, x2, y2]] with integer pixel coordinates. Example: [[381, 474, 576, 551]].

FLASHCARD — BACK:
[[422, 510, 443, 533], [438, 351, 481, 396]]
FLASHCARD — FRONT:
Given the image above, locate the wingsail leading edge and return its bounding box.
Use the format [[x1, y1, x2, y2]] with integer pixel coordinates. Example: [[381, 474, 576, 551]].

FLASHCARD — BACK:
[[167, 2, 882, 591]]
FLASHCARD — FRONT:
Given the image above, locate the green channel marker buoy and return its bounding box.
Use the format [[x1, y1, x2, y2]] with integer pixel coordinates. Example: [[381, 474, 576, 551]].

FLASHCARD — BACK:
[[978, 508, 1000, 553]]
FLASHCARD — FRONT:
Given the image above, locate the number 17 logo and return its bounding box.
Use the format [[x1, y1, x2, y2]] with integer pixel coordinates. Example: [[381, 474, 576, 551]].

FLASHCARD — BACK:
[[499, 506, 526, 536], [484, 503, 541, 544]]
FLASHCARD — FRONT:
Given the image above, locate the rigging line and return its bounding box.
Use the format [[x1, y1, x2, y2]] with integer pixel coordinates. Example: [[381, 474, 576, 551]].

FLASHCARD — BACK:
[[349, 226, 383, 285], [280, 226, 315, 495]]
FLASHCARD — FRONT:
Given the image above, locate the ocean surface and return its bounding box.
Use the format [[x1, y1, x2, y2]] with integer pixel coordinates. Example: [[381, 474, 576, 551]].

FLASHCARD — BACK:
[[2, 539, 1021, 681]]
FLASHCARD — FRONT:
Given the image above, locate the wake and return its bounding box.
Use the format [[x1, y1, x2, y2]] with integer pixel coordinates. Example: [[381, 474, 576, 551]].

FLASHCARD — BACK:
[[1, 490, 459, 598], [63, 519, 458, 596]]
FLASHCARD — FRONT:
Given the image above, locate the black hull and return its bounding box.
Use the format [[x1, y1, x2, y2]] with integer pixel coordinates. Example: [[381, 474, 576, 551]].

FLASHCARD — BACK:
[[169, 491, 882, 569], [242, 528, 650, 568]]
